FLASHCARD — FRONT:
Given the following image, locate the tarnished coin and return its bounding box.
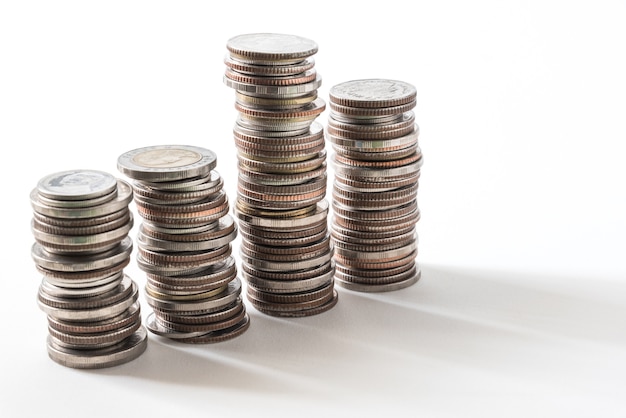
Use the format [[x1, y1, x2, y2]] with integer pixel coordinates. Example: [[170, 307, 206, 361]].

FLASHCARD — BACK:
[[117, 145, 217, 182]]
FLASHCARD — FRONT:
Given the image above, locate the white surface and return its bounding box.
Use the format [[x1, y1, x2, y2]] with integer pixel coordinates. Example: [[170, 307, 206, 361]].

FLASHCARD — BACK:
[[1, 1, 625, 417]]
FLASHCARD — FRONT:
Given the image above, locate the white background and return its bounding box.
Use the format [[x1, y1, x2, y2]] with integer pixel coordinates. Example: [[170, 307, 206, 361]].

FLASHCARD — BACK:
[[1, 1, 625, 417]]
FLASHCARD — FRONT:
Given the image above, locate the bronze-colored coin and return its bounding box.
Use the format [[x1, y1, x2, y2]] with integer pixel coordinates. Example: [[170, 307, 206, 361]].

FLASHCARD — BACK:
[[134, 190, 226, 214], [335, 259, 415, 279], [333, 150, 422, 169], [235, 97, 325, 119], [241, 232, 330, 256], [238, 219, 327, 247]]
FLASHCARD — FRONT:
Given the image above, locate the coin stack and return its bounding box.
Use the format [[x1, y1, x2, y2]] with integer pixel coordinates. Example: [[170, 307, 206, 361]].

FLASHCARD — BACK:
[[30, 169, 147, 369], [327, 79, 423, 292], [223, 33, 338, 317], [117, 145, 249, 343]]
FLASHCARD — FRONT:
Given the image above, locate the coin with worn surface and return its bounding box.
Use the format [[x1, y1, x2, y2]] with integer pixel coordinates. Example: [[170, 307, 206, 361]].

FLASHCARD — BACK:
[[117, 145, 217, 182]]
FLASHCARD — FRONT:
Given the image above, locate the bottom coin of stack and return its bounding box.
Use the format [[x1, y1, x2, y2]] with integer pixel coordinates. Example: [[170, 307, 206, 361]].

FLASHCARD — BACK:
[[30, 169, 147, 368], [327, 79, 423, 292], [117, 145, 249, 343]]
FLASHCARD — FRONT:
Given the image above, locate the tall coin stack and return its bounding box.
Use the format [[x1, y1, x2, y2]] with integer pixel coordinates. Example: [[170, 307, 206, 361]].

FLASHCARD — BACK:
[[223, 33, 338, 317], [117, 145, 249, 343], [30, 169, 147, 368], [327, 79, 423, 292]]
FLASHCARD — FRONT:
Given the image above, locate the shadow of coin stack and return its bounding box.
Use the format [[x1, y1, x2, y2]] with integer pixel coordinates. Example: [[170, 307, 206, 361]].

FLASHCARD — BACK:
[[30, 169, 147, 368], [223, 33, 338, 317], [117, 145, 249, 343], [327, 79, 423, 292]]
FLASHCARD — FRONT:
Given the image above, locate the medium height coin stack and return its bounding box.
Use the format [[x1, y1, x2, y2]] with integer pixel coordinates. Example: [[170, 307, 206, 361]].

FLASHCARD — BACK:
[[223, 33, 337, 317], [30, 170, 147, 368], [327, 79, 423, 292], [117, 145, 249, 343]]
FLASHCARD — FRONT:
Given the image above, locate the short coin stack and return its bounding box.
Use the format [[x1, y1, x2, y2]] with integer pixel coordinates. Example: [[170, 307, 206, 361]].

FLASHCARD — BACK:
[[223, 33, 337, 317], [30, 169, 147, 368], [117, 145, 249, 343], [327, 79, 423, 292]]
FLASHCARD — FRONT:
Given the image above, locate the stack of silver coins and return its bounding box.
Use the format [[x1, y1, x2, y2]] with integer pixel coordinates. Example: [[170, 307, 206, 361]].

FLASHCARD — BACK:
[[30, 169, 147, 368], [117, 145, 249, 343], [327, 79, 423, 292], [223, 33, 338, 317]]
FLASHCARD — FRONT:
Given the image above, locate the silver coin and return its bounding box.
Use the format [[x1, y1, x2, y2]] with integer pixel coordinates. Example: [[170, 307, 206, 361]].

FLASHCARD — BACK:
[[37, 169, 118, 201], [226, 33, 318, 64], [46, 326, 147, 369], [329, 79, 417, 108], [117, 145, 217, 182], [334, 267, 421, 292], [30, 180, 133, 219], [31, 236, 132, 272]]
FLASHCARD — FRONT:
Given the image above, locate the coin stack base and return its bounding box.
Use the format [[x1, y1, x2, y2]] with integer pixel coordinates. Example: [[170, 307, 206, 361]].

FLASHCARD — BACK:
[[30, 169, 147, 369], [118, 145, 249, 343], [224, 33, 337, 317], [327, 79, 423, 292]]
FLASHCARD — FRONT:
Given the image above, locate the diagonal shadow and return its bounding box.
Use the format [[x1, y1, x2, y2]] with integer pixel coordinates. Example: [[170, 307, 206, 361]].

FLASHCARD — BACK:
[[96, 262, 626, 399]]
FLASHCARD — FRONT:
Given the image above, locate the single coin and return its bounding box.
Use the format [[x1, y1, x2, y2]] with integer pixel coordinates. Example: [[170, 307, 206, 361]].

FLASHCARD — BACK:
[[329, 79, 417, 108], [117, 145, 217, 182], [37, 169, 118, 201], [226, 33, 318, 64], [46, 326, 147, 369]]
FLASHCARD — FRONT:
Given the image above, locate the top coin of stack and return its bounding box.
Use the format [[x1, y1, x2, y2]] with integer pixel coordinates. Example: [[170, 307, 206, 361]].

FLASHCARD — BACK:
[[223, 33, 337, 317], [327, 79, 423, 292]]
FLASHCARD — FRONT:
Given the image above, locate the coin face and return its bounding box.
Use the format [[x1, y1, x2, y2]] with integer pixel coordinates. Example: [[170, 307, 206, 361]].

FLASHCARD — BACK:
[[226, 33, 318, 62], [37, 170, 117, 201], [329, 79, 417, 108], [117, 145, 217, 182]]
